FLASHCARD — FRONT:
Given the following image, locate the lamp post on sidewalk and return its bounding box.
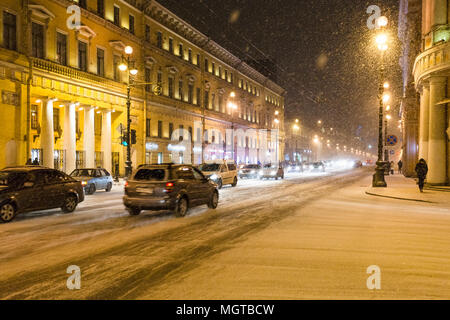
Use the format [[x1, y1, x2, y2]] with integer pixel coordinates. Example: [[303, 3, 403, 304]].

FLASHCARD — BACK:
[[118, 46, 162, 178], [372, 16, 389, 188], [227, 91, 238, 162]]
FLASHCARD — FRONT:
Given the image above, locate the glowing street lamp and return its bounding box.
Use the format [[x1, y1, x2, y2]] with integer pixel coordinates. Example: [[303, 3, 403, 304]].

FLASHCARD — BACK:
[[118, 45, 139, 177], [383, 82, 389, 89], [382, 93, 390, 104]]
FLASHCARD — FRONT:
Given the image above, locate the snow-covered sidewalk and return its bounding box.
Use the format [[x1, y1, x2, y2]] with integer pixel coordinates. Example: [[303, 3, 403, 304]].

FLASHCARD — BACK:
[[366, 173, 450, 206]]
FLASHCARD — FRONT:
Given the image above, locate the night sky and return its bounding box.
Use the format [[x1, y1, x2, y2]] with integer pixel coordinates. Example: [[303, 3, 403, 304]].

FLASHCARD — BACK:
[[158, 0, 402, 148]]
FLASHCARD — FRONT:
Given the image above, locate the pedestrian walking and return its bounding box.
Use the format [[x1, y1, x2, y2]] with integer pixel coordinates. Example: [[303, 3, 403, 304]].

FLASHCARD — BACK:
[[26, 158, 32, 165], [397, 160, 403, 174], [415, 158, 428, 193], [32, 158, 39, 165]]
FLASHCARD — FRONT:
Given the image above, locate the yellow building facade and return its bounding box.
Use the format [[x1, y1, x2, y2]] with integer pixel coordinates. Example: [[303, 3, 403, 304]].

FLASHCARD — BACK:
[[0, 0, 285, 176]]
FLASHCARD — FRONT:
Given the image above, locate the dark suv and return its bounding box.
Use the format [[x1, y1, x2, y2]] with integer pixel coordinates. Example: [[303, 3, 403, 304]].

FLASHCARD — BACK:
[[0, 166, 85, 222], [123, 164, 219, 217]]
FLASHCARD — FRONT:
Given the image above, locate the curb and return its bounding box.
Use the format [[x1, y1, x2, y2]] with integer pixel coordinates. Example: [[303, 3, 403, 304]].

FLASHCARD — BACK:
[[365, 191, 433, 203]]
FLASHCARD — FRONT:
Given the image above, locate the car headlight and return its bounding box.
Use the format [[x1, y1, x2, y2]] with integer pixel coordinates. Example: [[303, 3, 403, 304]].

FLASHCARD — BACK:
[[81, 181, 88, 186], [271, 171, 277, 176], [210, 174, 219, 180]]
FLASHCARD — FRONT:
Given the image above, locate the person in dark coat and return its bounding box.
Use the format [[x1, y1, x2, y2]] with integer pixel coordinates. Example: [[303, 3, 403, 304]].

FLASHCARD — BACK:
[[415, 158, 428, 193], [397, 160, 403, 174], [26, 158, 32, 165], [32, 158, 39, 165]]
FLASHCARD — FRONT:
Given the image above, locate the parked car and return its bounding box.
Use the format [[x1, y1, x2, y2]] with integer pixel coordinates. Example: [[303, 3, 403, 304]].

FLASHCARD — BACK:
[[238, 164, 261, 179], [123, 164, 219, 217], [70, 168, 113, 195], [199, 161, 238, 189], [0, 166, 84, 222], [259, 164, 284, 180]]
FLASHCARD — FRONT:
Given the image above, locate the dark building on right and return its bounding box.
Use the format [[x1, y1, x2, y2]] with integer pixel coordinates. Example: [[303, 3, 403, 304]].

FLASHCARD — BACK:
[[399, 0, 450, 185]]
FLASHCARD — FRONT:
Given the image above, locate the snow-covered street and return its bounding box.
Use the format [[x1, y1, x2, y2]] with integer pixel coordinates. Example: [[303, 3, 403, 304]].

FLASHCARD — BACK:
[[1, 167, 449, 299]]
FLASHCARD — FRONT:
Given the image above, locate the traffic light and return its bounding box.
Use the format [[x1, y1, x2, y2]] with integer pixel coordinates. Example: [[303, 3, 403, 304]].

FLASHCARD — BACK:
[[130, 129, 137, 145], [120, 134, 128, 146]]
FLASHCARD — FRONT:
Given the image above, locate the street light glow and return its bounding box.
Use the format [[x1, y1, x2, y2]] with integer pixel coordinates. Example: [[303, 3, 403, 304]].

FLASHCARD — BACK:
[[382, 93, 390, 103], [130, 68, 138, 76], [386, 114, 392, 120], [118, 63, 128, 71], [376, 33, 388, 51], [227, 102, 237, 110], [376, 16, 388, 28], [124, 46, 133, 55], [383, 82, 389, 89], [230, 91, 236, 98]]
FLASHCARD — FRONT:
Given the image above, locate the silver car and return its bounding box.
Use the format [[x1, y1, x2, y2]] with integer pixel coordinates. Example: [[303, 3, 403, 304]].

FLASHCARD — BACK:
[[70, 168, 114, 195]]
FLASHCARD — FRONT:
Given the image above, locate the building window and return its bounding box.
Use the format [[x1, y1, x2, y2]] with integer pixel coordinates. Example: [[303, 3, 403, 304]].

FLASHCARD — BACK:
[[211, 93, 216, 111], [78, 0, 87, 9], [129, 15, 135, 34], [178, 79, 183, 100], [97, 0, 105, 17], [179, 125, 184, 141], [230, 73, 233, 83], [196, 88, 201, 106], [196, 54, 200, 66], [188, 84, 194, 104], [204, 58, 208, 72], [204, 90, 209, 109], [145, 25, 150, 41], [212, 62, 215, 75], [78, 41, 87, 72], [113, 6, 120, 26], [146, 119, 151, 137], [188, 127, 193, 142], [32, 22, 44, 59], [219, 95, 223, 112], [179, 43, 183, 58], [218, 66, 222, 78], [169, 123, 173, 139], [157, 71, 162, 86], [188, 49, 192, 63], [113, 55, 121, 82], [169, 38, 173, 53], [196, 128, 201, 142], [56, 32, 67, 66], [97, 48, 105, 76], [53, 108, 60, 131], [3, 12, 16, 51], [157, 152, 163, 164], [145, 67, 151, 92], [157, 32, 162, 48], [31, 105, 38, 129], [157, 120, 162, 138], [168, 77, 174, 98]]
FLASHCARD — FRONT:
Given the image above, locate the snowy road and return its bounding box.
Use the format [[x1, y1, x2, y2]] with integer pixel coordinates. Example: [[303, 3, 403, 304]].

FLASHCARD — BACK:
[[1, 167, 449, 299]]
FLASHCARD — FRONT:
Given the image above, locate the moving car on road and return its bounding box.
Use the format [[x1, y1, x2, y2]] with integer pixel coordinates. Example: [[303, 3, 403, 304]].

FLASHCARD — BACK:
[[70, 168, 113, 195], [311, 162, 326, 172], [287, 162, 303, 173], [238, 164, 261, 179], [259, 164, 284, 180], [199, 161, 238, 189], [123, 164, 219, 217], [0, 166, 84, 222]]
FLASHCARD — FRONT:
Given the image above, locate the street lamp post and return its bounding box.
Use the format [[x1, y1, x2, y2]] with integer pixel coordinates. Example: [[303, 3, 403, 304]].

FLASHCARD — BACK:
[[372, 17, 389, 187], [118, 46, 138, 178], [227, 92, 237, 162], [384, 114, 391, 162]]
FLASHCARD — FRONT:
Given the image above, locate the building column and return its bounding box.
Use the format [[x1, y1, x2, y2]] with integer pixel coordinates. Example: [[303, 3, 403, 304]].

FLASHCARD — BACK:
[[84, 106, 95, 168], [419, 83, 430, 161], [101, 110, 112, 173], [64, 103, 76, 173], [428, 76, 447, 184], [41, 98, 55, 168]]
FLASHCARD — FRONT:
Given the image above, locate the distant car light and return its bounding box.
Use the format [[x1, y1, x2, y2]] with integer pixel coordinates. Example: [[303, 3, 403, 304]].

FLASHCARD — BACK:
[[81, 181, 88, 186]]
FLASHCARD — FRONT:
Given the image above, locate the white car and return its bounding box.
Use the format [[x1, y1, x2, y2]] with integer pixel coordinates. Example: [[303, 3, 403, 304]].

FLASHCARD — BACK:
[[199, 161, 238, 189]]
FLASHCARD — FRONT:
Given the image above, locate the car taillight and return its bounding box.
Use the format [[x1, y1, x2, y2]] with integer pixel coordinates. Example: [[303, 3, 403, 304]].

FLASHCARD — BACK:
[[165, 182, 175, 193], [124, 181, 129, 187]]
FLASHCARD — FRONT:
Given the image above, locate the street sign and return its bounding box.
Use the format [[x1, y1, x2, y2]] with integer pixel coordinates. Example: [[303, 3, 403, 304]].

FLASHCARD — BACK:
[[386, 135, 398, 146]]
